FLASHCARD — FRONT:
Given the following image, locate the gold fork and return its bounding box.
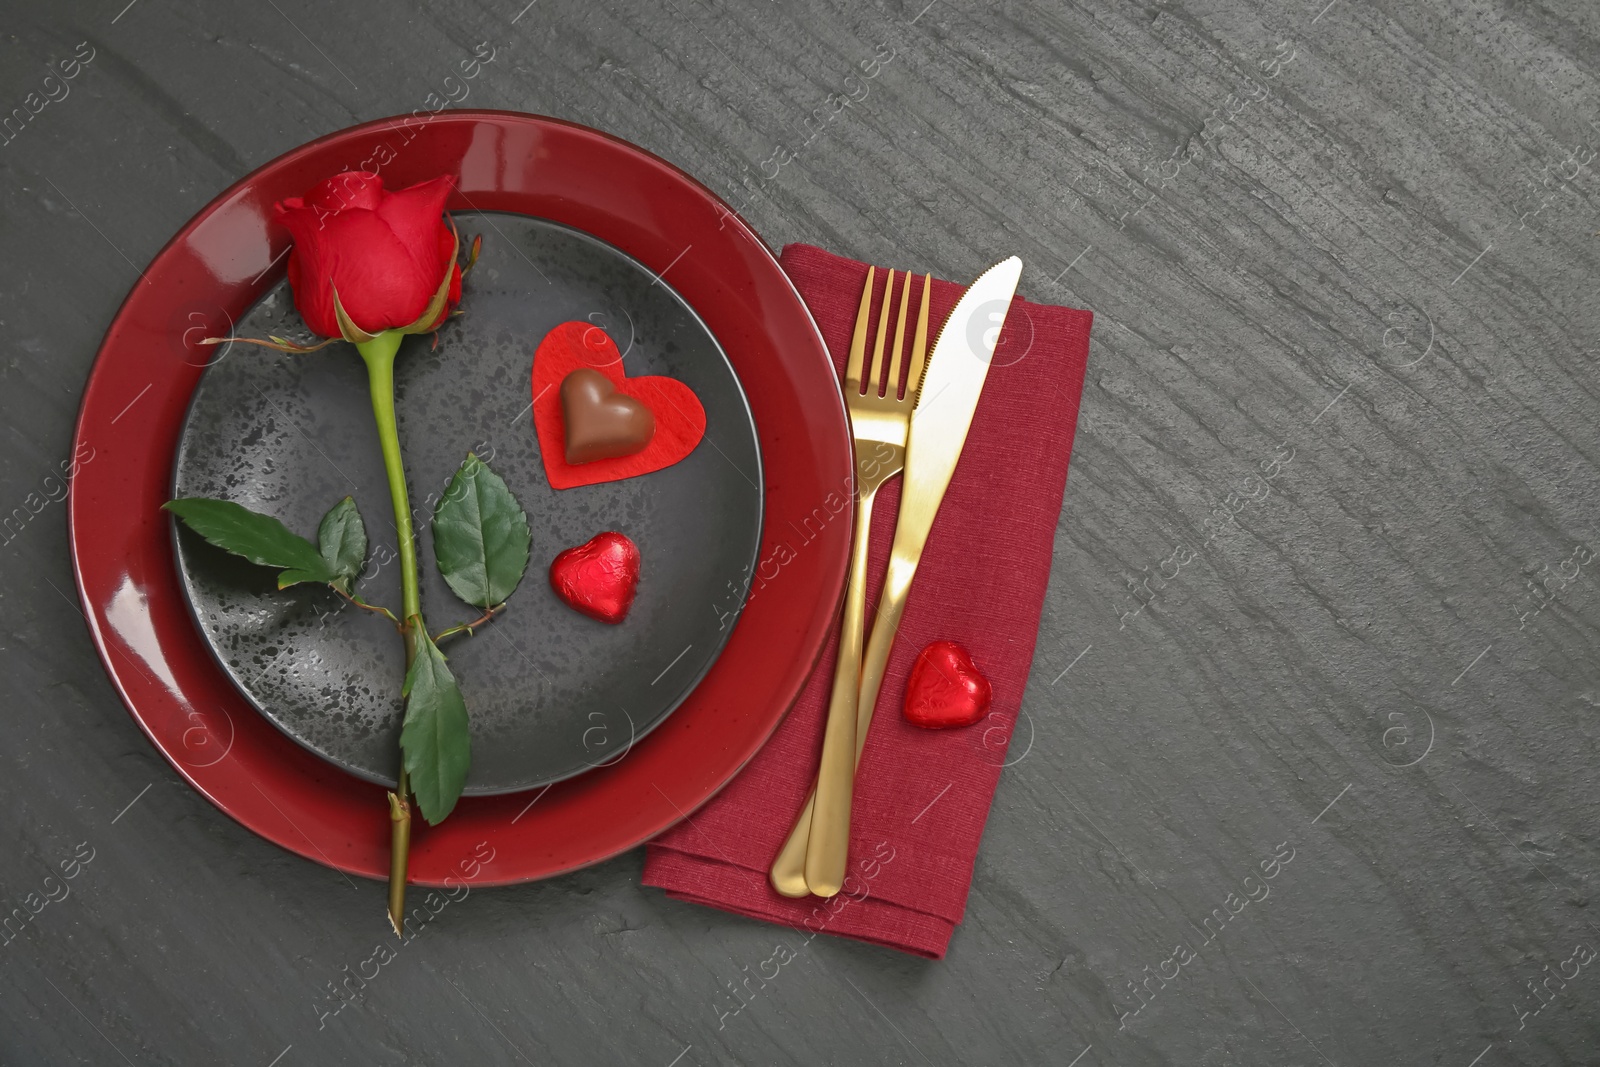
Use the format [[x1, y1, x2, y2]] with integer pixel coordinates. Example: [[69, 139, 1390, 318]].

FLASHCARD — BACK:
[[771, 266, 931, 898]]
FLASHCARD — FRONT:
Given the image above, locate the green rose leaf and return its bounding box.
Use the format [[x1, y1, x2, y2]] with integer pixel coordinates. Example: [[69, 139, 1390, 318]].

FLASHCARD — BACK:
[[316, 496, 367, 593], [164, 497, 334, 589], [432, 453, 531, 609], [400, 631, 471, 825]]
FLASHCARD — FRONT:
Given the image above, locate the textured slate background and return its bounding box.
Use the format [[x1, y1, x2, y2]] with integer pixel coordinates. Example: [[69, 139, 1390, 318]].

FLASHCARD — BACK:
[[3, 0, 1598, 1064]]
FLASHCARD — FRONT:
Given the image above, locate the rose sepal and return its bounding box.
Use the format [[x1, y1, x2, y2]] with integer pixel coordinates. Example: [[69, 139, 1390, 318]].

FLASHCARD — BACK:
[[395, 219, 462, 336]]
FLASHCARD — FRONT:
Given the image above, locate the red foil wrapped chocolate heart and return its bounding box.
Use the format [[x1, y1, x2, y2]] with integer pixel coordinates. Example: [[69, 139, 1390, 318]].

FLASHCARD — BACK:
[[549, 531, 640, 624], [903, 640, 992, 729]]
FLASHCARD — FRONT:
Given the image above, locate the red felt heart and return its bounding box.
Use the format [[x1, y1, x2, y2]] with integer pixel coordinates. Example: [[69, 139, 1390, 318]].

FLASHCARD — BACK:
[[532, 322, 707, 489], [903, 640, 992, 729], [549, 531, 641, 624]]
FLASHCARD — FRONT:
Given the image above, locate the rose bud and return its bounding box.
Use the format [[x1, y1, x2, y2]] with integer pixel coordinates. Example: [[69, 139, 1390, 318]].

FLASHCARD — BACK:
[[273, 171, 464, 342]]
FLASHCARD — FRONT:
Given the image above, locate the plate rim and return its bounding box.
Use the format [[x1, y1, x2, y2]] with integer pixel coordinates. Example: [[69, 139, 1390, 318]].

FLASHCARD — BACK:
[[68, 109, 852, 887]]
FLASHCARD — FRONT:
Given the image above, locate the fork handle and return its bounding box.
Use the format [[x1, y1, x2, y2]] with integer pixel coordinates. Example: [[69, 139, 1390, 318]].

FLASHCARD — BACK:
[[771, 484, 877, 897], [852, 548, 915, 760], [772, 487, 919, 898], [768, 789, 817, 897], [801, 485, 879, 897]]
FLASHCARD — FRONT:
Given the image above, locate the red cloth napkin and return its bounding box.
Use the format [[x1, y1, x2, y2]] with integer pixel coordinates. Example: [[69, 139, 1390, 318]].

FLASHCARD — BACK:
[[642, 243, 1093, 958]]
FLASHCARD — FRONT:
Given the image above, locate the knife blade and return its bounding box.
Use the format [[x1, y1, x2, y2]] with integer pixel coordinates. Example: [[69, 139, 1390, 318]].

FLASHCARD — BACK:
[[895, 255, 1023, 553]]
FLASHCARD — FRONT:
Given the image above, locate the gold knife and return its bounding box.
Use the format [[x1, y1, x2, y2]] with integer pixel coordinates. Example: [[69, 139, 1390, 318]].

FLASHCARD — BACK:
[[788, 256, 1024, 896]]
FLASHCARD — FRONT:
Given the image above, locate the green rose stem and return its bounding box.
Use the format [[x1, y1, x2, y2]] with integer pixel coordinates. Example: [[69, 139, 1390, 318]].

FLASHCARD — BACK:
[[355, 328, 422, 937]]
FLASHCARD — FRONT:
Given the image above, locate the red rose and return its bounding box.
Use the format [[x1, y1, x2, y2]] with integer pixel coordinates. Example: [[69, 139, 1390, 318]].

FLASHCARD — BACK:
[[274, 172, 461, 339]]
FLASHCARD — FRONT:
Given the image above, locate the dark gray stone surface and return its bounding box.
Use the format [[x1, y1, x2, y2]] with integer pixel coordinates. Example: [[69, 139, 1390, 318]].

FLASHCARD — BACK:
[[2, 0, 1597, 1064]]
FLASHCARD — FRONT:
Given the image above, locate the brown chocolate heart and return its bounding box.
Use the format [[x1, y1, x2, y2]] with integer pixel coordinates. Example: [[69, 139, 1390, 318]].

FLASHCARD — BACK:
[[560, 368, 656, 464]]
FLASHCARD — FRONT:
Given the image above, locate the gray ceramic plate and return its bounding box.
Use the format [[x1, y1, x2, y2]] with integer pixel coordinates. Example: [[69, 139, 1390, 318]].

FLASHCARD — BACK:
[[170, 212, 763, 793]]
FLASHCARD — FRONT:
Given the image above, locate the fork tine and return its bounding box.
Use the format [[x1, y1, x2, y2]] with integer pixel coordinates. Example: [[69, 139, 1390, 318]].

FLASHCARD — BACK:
[[845, 266, 875, 392], [886, 269, 912, 398], [906, 274, 932, 399], [866, 269, 894, 398]]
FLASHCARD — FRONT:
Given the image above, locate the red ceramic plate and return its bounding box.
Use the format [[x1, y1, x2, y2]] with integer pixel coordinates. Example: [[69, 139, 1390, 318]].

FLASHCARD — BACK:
[[68, 112, 852, 886]]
